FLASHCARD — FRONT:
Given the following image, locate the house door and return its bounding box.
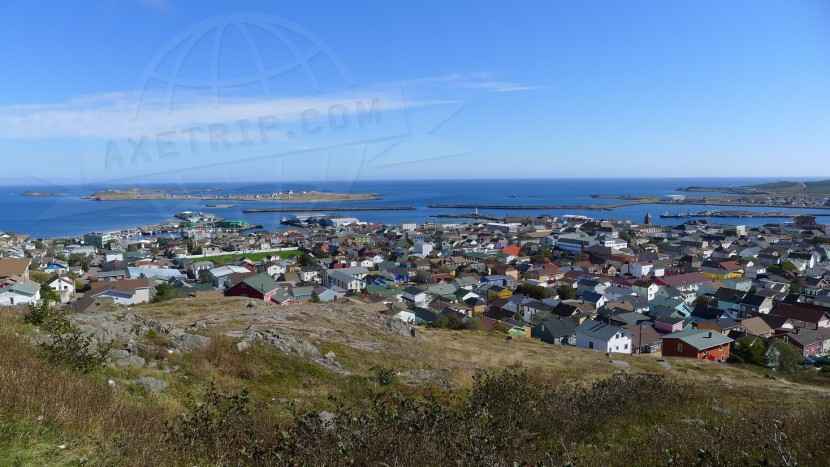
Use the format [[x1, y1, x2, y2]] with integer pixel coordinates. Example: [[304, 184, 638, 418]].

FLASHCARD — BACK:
[[588, 342, 593, 350]]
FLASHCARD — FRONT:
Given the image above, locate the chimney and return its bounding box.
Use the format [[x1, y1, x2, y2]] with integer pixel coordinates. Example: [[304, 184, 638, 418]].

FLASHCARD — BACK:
[[707, 331, 712, 338], [795, 328, 800, 335]]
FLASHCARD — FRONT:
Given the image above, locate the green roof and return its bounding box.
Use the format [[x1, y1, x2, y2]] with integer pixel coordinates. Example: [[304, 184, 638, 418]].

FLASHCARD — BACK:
[[365, 285, 402, 296], [242, 273, 280, 292]]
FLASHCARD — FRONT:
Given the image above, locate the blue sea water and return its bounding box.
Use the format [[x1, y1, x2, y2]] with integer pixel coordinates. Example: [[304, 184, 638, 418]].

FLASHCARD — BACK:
[[1, 178, 828, 238]]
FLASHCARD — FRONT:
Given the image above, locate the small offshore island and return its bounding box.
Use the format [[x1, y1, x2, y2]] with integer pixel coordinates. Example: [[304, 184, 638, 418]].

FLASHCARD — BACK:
[[21, 190, 66, 196], [87, 188, 380, 203]]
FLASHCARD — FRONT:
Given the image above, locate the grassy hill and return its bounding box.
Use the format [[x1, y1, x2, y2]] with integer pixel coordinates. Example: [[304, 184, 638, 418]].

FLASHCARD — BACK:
[[1, 299, 829, 465]]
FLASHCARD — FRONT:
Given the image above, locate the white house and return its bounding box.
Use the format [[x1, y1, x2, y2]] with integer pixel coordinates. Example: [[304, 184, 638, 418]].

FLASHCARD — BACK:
[[402, 286, 429, 307], [413, 242, 434, 257], [46, 275, 76, 303], [392, 309, 417, 324], [631, 280, 660, 302], [324, 269, 366, 293], [89, 278, 151, 305], [0, 282, 41, 306], [575, 319, 633, 354]]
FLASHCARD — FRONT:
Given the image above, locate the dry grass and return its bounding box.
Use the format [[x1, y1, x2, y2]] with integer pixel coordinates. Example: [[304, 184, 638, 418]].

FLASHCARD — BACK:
[[2, 300, 830, 465]]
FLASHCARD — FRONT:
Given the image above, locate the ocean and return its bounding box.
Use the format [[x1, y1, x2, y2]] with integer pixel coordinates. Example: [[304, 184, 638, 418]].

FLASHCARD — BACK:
[[2, 178, 828, 239]]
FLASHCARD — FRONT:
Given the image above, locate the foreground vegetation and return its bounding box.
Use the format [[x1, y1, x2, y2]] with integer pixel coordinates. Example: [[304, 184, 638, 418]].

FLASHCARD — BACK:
[[1, 303, 829, 465]]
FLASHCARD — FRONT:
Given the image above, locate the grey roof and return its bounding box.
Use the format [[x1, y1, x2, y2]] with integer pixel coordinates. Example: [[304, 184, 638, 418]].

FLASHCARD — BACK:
[[576, 319, 628, 342], [532, 317, 577, 342], [661, 329, 733, 349]]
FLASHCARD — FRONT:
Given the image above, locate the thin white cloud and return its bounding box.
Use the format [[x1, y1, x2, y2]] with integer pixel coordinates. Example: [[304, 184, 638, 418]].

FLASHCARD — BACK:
[[404, 72, 545, 93], [0, 89, 450, 140], [0, 72, 528, 141]]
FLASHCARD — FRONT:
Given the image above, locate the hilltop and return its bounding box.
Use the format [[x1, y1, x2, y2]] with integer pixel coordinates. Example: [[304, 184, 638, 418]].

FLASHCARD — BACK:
[[2, 298, 829, 465]]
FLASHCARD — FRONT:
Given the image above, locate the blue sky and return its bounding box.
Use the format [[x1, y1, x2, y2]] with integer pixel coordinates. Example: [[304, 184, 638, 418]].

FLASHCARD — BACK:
[[1, 1, 829, 185]]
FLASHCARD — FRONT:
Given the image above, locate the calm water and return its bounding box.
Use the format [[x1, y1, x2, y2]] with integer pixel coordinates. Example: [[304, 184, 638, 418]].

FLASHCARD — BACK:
[[2, 178, 828, 238]]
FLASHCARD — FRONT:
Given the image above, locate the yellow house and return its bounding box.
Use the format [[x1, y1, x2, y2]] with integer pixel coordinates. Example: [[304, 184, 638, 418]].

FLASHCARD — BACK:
[[700, 269, 743, 280], [486, 285, 513, 301]]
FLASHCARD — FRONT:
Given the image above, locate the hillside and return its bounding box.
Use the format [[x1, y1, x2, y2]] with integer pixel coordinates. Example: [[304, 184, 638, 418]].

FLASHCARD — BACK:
[[1, 299, 829, 465]]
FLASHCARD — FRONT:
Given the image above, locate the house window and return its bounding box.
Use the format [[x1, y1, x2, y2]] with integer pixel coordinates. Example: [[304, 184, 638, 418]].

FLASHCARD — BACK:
[[625, 343, 629, 350], [677, 343, 683, 352]]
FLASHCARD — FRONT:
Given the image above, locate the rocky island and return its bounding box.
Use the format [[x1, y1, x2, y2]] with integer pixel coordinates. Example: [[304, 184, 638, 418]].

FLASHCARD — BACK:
[[21, 190, 66, 196]]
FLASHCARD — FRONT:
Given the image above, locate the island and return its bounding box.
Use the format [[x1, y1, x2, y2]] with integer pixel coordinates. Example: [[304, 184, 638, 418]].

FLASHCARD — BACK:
[[21, 190, 66, 196], [88, 188, 380, 203]]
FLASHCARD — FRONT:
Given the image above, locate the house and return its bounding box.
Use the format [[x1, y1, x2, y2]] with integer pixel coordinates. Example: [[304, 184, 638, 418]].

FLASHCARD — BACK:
[[402, 286, 429, 307], [775, 328, 824, 357], [298, 266, 320, 283], [624, 323, 663, 354], [661, 329, 733, 361], [89, 278, 152, 305], [413, 306, 438, 324], [655, 272, 710, 294], [0, 282, 41, 306], [209, 265, 253, 290], [486, 285, 513, 301], [739, 294, 774, 318], [739, 316, 775, 338], [325, 269, 367, 293], [768, 303, 830, 330], [96, 270, 128, 282], [532, 316, 577, 345], [631, 280, 660, 301], [575, 319, 633, 354], [0, 258, 31, 281], [46, 274, 76, 303], [224, 274, 283, 302]]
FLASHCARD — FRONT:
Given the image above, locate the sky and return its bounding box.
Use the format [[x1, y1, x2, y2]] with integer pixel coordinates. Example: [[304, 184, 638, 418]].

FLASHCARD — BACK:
[[1, 0, 830, 186]]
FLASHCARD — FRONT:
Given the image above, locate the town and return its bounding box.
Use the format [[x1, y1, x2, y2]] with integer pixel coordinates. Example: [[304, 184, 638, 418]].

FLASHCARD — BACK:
[[3, 210, 829, 368]]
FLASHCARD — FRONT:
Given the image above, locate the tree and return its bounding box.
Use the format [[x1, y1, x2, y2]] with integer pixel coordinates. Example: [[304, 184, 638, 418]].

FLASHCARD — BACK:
[[310, 291, 321, 303], [40, 283, 61, 303], [768, 340, 803, 373], [153, 283, 181, 303], [557, 285, 577, 300], [514, 283, 553, 300], [695, 295, 711, 307], [199, 271, 212, 284], [730, 336, 768, 366], [789, 277, 804, 294]]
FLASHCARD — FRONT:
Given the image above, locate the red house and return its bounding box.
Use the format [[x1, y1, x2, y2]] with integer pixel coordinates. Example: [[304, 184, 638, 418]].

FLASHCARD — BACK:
[[224, 273, 282, 302], [661, 329, 733, 361]]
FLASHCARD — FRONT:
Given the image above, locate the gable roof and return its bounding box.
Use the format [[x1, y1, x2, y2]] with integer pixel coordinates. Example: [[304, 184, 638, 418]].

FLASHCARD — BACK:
[[240, 273, 281, 293], [576, 319, 627, 342], [0, 258, 31, 278], [769, 303, 830, 324], [661, 328, 733, 350]]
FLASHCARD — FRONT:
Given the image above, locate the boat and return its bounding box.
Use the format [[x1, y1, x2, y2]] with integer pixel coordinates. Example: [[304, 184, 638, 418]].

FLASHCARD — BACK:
[[507, 194, 516, 198]]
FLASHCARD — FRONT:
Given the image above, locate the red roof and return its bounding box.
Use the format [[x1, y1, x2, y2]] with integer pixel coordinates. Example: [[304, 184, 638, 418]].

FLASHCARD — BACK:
[[502, 245, 522, 256]]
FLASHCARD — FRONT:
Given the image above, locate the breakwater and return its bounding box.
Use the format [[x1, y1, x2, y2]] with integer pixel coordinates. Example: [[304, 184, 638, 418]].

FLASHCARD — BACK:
[[243, 206, 417, 213]]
